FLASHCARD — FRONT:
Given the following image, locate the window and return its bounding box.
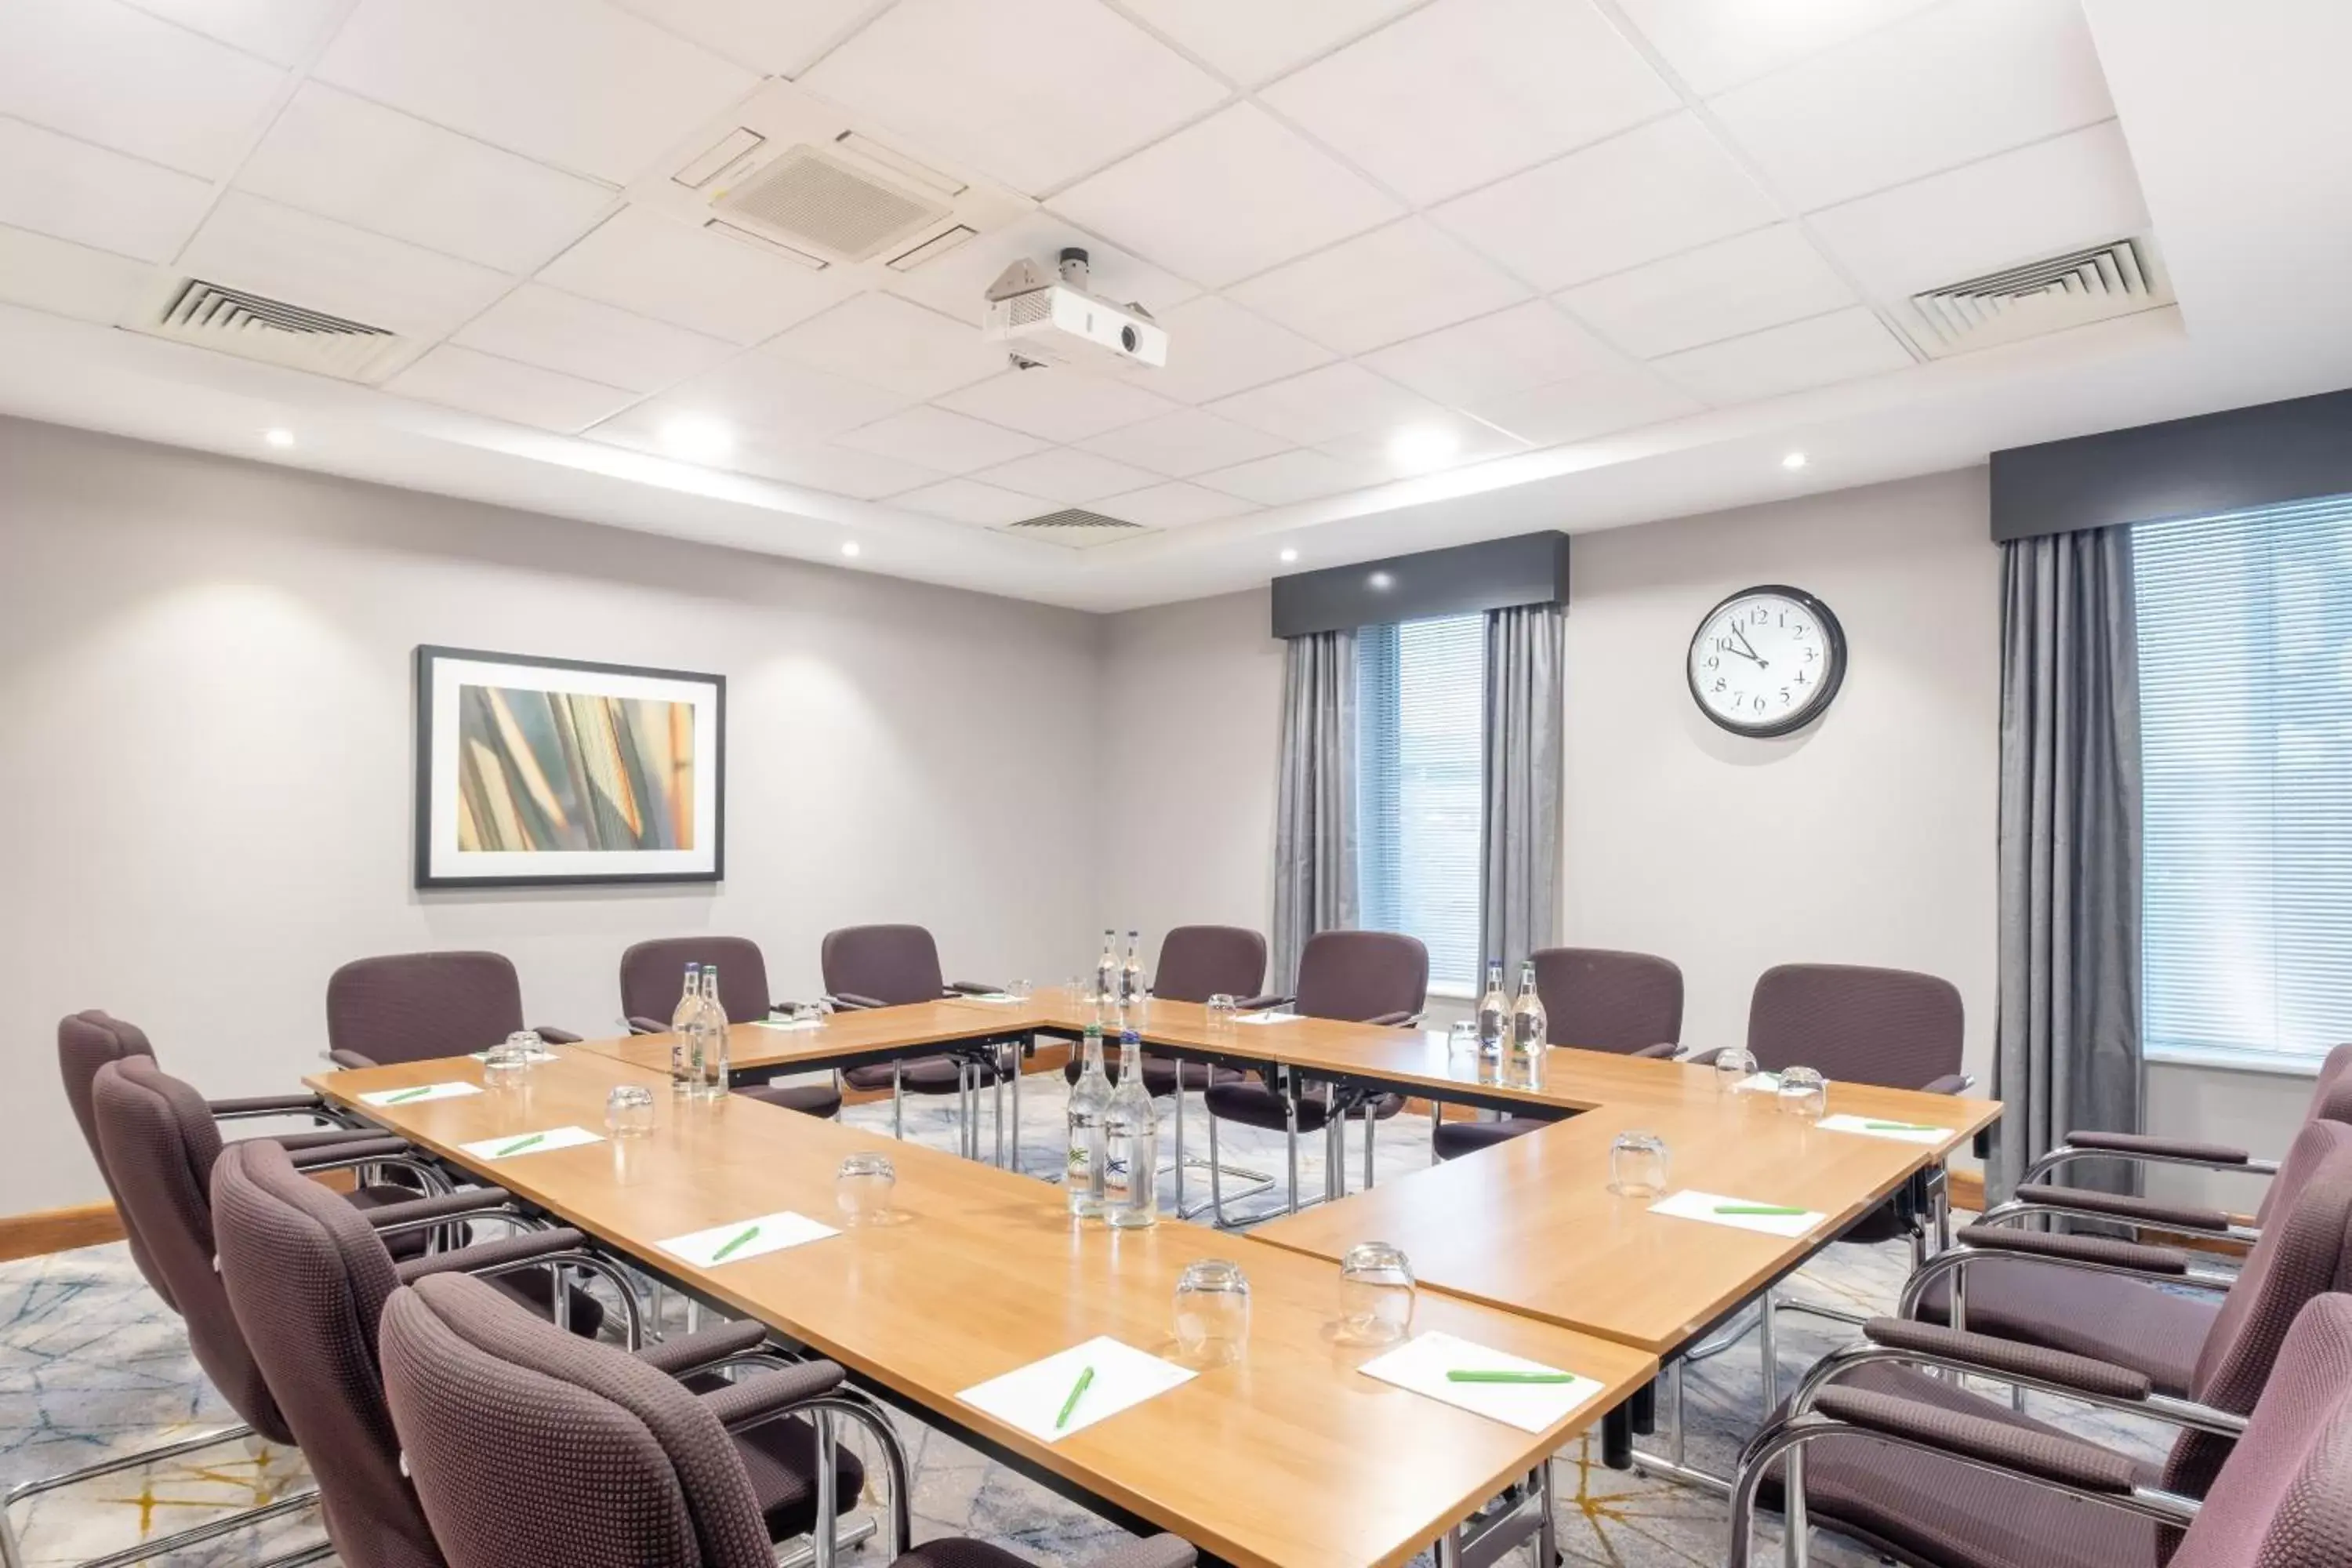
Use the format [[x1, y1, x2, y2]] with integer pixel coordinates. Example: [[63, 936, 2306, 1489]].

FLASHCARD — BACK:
[[1358, 613, 1485, 993], [2137, 494, 2352, 1066]]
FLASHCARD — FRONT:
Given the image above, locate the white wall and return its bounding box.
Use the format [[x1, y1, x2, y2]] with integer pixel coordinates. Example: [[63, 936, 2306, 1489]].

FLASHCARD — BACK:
[[0, 417, 1102, 1211]]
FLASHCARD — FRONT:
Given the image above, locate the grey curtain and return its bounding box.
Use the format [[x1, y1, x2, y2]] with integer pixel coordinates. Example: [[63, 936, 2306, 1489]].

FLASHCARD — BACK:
[[1480, 604, 1564, 977], [1994, 526, 2142, 1201], [1271, 629, 1359, 992]]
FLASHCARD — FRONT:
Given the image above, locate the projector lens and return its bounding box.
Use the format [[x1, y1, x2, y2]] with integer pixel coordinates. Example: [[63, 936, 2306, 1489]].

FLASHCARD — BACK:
[[1120, 325, 1139, 352]]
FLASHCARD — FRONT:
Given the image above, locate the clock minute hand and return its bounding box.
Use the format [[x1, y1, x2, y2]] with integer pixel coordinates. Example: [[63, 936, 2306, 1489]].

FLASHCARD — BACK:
[[1731, 626, 1769, 668]]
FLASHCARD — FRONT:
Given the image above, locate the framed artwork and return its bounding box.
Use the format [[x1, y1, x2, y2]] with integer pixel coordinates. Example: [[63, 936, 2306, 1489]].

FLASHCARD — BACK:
[[413, 645, 724, 889]]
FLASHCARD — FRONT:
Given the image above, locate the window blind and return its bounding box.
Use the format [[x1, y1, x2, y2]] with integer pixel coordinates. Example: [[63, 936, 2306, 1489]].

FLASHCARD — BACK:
[[2136, 493, 2352, 1065], [1358, 613, 1486, 991]]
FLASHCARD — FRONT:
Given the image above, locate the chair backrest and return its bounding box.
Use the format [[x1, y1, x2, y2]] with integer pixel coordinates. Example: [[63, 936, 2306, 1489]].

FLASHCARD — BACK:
[[2170, 1293, 2352, 1568], [1744, 964, 1962, 1088], [2167, 1121, 2352, 1494], [819, 924, 944, 1007], [1530, 948, 1683, 1053], [620, 938, 771, 1027], [90, 1056, 292, 1443], [212, 1139, 437, 1568], [380, 1272, 775, 1568], [327, 952, 529, 1065], [2249, 1043, 2352, 1227], [1152, 926, 1268, 1006], [1294, 931, 1428, 1023], [56, 1010, 173, 1305]]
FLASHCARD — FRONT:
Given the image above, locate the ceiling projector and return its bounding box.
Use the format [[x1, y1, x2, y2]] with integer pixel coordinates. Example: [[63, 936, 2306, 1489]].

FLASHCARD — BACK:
[[983, 249, 1168, 372]]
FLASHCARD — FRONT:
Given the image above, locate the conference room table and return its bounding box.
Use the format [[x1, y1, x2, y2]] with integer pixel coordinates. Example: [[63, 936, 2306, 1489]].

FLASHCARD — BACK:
[[308, 1047, 1657, 1568]]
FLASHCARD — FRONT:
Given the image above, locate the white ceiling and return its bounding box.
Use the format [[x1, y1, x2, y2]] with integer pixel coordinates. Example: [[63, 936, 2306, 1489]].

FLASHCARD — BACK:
[[0, 0, 2348, 612]]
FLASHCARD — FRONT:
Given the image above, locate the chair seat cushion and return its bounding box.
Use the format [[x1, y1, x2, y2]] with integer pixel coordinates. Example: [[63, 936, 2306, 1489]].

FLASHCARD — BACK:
[[1142, 1054, 1243, 1094], [732, 1405, 866, 1543], [1760, 1361, 2163, 1568], [483, 1265, 607, 1340], [1202, 1083, 1403, 1131], [841, 1054, 1004, 1093], [735, 1082, 844, 1120], [1835, 1196, 1915, 1246], [1912, 1257, 2218, 1397], [892, 1541, 1034, 1568], [1432, 1118, 1539, 1160], [344, 1182, 443, 1261]]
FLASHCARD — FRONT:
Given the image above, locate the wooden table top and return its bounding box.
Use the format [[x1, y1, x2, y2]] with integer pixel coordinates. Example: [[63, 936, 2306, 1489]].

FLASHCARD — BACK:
[[310, 1052, 1655, 1568], [1252, 1079, 1998, 1356]]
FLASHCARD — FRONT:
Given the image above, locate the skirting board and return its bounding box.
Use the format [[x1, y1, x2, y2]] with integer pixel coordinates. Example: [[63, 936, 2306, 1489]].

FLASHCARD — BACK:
[[0, 1202, 122, 1262]]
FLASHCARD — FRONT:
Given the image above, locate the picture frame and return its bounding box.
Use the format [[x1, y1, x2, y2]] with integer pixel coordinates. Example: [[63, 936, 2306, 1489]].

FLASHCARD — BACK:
[[412, 644, 724, 889]]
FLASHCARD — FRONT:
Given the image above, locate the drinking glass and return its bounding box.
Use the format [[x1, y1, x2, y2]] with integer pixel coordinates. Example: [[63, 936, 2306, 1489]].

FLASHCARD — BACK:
[[481, 1040, 534, 1087], [1777, 1065, 1828, 1120], [1206, 994, 1236, 1031], [1608, 1131, 1670, 1197], [1446, 1020, 1480, 1057], [836, 1153, 898, 1225], [1334, 1242, 1417, 1345], [791, 1001, 824, 1025], [1172, 1258, 1250, 1367], [1009, 978, 1033, 1002], [605, 1084, 656, 1138], [1713, 1046, 1761, 1093]]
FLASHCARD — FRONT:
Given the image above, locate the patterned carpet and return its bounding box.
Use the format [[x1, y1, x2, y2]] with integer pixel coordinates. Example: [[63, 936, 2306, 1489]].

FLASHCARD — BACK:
[[1, 1080, 2175, 1567]]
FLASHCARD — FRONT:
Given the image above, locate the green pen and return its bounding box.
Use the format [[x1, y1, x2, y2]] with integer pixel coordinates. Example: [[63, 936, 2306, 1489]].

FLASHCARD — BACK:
[[1864, 1120, 1938, 1132], [710, 1225, 761, 1262], [1054, 1364, 1096, 1430], [1446, 1370, 1578, 1384], [494, 1133, 546, 1158], [1715, 1203, 1808, 1216], [384, 1086, 434, 1104]]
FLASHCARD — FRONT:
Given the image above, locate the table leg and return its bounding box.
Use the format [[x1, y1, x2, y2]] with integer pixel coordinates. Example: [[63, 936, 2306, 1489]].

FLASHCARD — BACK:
[[1759, 1290, 1779, 1409], [812, 1408, 838, 1568], [1602, 1399, 1632, 1470]]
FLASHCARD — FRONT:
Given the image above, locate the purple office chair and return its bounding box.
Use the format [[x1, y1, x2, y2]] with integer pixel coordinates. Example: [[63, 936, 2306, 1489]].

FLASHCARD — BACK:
[[822, 924, 1005, 1152], [325, 950, 580, 1069], [1430, 946, 1684, 1162], [1731, 1289, 2352, 1568], [619, 936, 842, 1120], [1200, 930, 1428, 1227]]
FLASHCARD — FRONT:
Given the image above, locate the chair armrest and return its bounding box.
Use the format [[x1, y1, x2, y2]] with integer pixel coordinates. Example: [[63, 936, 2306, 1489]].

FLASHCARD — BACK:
[[249, 1127, 390, 1153], [532, 1025, 582, 1045], [328, 1049, 380, 1070], [625, 1016, 670, 1036], [1951, 1221, 2192, 1273], [1920, 1073, 1975, 1095], [359, 1186, 517, 1233], [208, 1092, 332, 1121], [1679, 1046, 1726, 1067], [2011, 1185, 2232, 1234], [636, 1319, 771, 1378], [1363, 1011, 1416, 1029], [1237, 993, 1291, 1011], [1809, 1385, 2140, 1494], [827, 993, 886, 1011], [395, 1227, 588, 1284], [285, 1136, 413, 1171], [2064, 1130, 2249, 1165], [1629, 1040, 1680, 1059], [945, 980, 1003, 996], [694, 1359, 847, 1432], [1861, 1317, 2150, 1400], [1088, 1537, 1198, 1568]]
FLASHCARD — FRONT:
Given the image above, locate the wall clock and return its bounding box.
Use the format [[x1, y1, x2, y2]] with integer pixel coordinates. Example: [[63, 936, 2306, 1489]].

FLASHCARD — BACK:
[[1686, 585, 1846, 738]]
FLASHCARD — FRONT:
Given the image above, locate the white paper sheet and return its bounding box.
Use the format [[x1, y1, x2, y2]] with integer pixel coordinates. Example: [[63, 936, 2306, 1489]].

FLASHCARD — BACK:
[[956, 1336, 1194, 1443], [466, 1046, 560, 1064], [956, 993, 1024, 1004], [1357, 1330, 1606, 1433], [1232, 1011, 1301, 1025], [1649, 1188, 1824, 1238], [456, 1125, 604, 1162], [658, 1210, 838, 1268], [1730, 1072, 1783, 1094], [1817, 1112, 1951, 1146], [753, 1017, 826, 1032], [358, 1081, 482, 1107]]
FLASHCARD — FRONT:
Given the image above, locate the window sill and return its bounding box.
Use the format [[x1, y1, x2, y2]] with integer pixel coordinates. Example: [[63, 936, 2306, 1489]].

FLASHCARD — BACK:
[[2143, 1044, 2325, 1079], [1426, 981, 1477, 1002]]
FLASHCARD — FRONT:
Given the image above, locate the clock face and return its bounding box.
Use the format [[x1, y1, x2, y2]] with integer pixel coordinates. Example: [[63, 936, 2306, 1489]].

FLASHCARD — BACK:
[[1687, 585, 1846, 738]]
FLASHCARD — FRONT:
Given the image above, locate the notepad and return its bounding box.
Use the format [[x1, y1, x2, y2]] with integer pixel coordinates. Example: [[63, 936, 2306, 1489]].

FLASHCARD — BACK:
[[1650, 1189, 1824, 1238], [956, 1336, 1194, 1443], [753, 1017, 826, 1032], [956, 993, 1025, 1004], [456, 1125, 604, 1162], [359, 1081, 481, 1107], [1232, 1010, 1302, 1025], [1358, 1330, 1606, 1433], [658, 1210, 838, 1269], [1817, 1112, 1952, 1145], [466, 1046, 559, 1064]]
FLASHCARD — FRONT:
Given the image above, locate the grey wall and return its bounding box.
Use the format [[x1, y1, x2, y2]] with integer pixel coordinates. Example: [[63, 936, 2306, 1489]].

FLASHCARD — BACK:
[[0, 417, 1102, 1211]]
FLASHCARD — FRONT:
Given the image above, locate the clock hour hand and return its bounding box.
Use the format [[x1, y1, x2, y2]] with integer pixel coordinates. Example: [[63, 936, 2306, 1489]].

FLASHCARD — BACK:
[[1730, 626, 1769, 668]]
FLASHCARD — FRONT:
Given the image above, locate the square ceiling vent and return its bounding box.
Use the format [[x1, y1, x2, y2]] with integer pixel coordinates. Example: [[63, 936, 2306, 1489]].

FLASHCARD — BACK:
[[995, 509, 1152, 550], [1904, 235, 2173, 357], [130, 278, 408, 382]]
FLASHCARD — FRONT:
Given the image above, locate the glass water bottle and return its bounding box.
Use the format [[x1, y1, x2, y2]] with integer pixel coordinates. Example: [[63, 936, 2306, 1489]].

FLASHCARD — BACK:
[[1475, 960, 1508, 1058], [1104, 1029, 1159, 1229], [1066, 1023, 1112, 1218], [699, 967, 729, 1098], [670, 962, 702, 1092], [1510, 961, 1547, 1060]]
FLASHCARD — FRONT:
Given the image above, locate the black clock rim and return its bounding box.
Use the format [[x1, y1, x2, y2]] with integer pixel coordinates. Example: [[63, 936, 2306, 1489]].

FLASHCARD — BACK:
[[1686, 583, 1847, 740]]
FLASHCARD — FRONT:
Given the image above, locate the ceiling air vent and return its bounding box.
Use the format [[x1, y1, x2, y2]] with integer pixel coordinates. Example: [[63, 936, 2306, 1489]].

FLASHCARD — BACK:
[[1905, 236, 2172, 356], [996, 509, 1152, 550], [136, 278, 407, 381], [711, 144, 950, 265]]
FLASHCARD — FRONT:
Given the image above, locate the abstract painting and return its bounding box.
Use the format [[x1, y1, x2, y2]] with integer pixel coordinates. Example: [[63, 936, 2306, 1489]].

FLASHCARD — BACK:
[[414, 646, 724, 887]]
